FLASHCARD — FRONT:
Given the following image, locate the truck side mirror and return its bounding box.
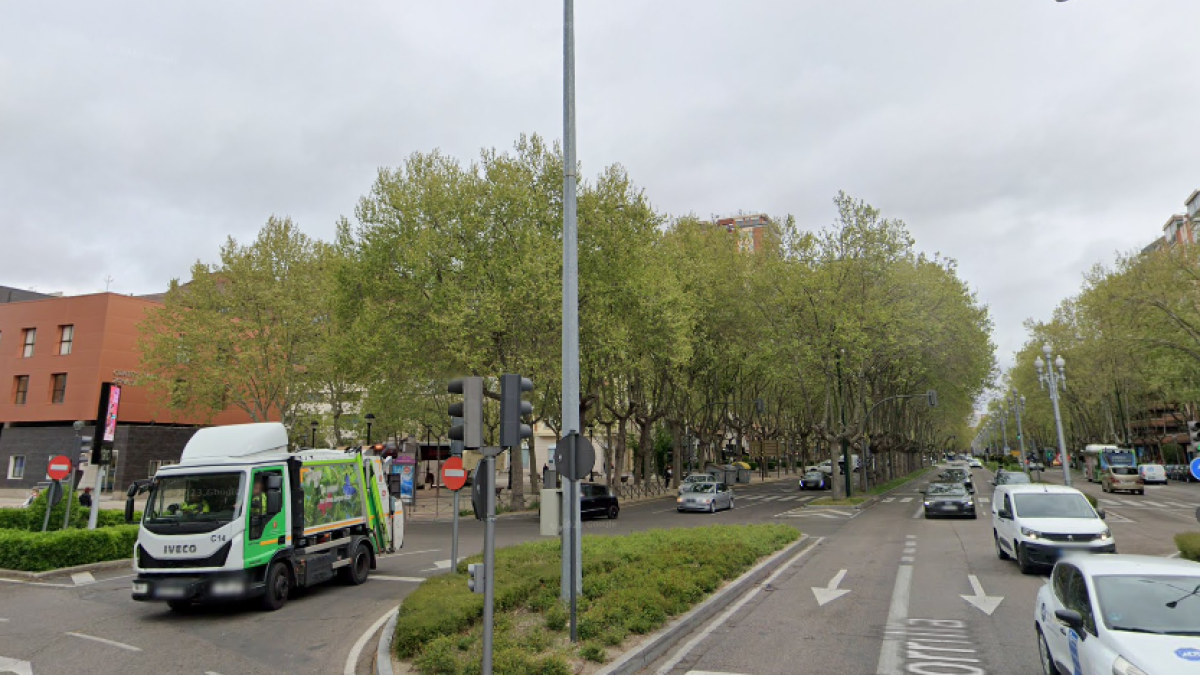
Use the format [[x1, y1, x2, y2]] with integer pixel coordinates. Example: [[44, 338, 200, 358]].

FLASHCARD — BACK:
[[266, 475, 284, 491], [1096, 508, 1106, 520], [124, 497, 136, 524], [266, 490, 283, 516], [126, 483, 139, 498]]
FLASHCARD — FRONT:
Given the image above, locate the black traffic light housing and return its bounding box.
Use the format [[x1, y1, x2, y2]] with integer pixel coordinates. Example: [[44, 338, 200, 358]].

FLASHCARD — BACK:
[[448, 377, 484, 449], [1189, 421, 1200, 447], [499, 374, 533, 449]]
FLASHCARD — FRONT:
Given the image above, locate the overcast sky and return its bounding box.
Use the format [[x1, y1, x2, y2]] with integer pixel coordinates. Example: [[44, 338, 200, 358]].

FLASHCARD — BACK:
[[2, 1, 1197, 376]]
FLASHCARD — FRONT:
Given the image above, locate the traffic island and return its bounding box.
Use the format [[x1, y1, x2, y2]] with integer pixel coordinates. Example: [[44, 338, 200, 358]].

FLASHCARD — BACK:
[[1175, 532, 1200, 561], [806, 497, 867, 507], [389, 524, 800, 675]]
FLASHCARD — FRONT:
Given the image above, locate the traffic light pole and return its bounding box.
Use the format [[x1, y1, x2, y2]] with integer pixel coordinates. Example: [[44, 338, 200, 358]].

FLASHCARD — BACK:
[[561, 0, 583, 603], [482, 454, 496, 675]]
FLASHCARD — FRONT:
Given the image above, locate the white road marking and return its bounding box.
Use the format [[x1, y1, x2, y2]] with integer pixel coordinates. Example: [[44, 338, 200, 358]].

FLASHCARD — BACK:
[[978, 497, 990, 503], [655, 538, 822, 675], [874, 563, 914, 675], [960, 574, 1004, 615], [205, 672, 225, 675], [911, 503, 924, 519], [0, 578, 76, 589], [0, 656, 32, 675], [379, 548, 440, 559], [373, 575, 427, 583], [344, 607, 398, 675], [71, 572, 95, 586], [900, 556, 915, 563], [1141, 500, 1166, 508], [882, 497, 896, 503], [759, 496, 780, 502], [811, 569, 851, 606], [901, 498, 914, 503], [66, 632, 142, 652], [903, 548, 916, 555], [422, 559, 453, 572], [1163, 501, 1191, 508], [1105, 511, 1135, 523], [777, 496, 797, 502], [906, 535, 916, 539]]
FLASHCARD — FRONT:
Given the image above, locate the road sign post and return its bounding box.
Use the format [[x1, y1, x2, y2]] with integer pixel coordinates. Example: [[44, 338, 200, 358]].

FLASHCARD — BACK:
[[442, 456, 467, 570], [46, 455, 74, 530]]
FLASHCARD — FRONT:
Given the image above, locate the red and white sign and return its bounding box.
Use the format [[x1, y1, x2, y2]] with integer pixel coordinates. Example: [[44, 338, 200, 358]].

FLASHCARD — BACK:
[[46, 455, 72, 481], [442, 457, 467, 491]]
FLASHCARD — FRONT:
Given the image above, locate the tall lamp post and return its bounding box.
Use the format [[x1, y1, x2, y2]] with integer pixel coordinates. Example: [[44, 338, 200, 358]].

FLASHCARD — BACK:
[[1009, 390, 1030, 477], [365, 413, 376, 447], [310, 420, 318, 449], [1035, 344, 1071, 487], [998, 403, 1011, 462]]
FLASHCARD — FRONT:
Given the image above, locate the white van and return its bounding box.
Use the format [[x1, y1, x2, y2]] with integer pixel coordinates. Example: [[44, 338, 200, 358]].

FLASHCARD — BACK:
[[1138, 463, 1167, 485], [992, 484, 1114, 574]]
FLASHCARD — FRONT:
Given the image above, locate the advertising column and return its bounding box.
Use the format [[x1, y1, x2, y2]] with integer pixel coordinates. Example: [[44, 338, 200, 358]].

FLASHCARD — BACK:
[[88, 383, 121, 530]]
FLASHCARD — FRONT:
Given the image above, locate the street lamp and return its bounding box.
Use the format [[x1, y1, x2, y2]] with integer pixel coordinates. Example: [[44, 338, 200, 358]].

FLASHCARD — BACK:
[[998, 401, 1011, 460], [310, 420, 319, 448], [1035, 343, 1071, 486], [1009, 390, 1031, 476], [365, 413, 376, 447]]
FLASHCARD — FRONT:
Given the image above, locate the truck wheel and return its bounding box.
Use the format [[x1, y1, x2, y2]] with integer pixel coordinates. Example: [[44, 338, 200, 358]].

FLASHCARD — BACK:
[[342, 543, 371, 585], [259, 562, 290, 611]]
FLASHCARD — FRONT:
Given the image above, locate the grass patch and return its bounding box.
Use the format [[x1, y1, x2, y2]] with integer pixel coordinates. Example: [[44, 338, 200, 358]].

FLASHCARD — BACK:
[[394, 524, 800, 674], [809, 497, 866, 506], [1176, 532, 1200, 562], [868, 467, 932, 496]]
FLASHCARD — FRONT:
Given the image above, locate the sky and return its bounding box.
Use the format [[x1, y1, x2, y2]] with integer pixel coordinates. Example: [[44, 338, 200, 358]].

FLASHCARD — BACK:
[[2, 1, 1197, 376]]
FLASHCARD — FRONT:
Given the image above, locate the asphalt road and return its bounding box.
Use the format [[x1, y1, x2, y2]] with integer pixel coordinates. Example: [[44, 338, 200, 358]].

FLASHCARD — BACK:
[[646, 465, 1200, 675], [0, 475, 831, 675]]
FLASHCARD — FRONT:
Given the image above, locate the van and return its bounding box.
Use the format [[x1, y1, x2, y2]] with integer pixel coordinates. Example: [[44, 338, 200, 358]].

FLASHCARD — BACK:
[[992, 484, 1114, 574], [1138, 463, 1167, 485]]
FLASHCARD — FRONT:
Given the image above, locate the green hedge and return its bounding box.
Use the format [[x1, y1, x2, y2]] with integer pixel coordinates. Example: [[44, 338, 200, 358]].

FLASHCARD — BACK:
[[0, 525, 138, 572], [396, 524, 800, 674], [1176, 532, 1200, 562], [0, 492, 138, 532]]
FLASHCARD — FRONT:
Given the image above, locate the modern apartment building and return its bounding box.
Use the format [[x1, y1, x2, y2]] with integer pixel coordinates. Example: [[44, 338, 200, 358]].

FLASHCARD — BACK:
[[0, 289, 252, 492], [714, 213, 773, 253]]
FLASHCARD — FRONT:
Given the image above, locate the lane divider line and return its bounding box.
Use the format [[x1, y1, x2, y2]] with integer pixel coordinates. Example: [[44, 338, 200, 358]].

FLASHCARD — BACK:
[[66, 632, 142, 652]]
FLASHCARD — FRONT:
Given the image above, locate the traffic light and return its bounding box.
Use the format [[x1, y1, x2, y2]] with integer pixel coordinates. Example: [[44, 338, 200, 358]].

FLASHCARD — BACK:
[[1189, 421, 1200, 447], [449, 416, 465, 457], [448, 377, 484, 449], [467, 563, 486, 594], [927, 390, 939, 408], [499, 374, 533, 449]]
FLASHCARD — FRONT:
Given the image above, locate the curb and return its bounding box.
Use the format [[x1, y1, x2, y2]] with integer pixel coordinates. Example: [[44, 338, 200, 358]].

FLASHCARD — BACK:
[[595, 533, 813, 675], [374, 607, 400, 675], [0, 557, 132, 581]]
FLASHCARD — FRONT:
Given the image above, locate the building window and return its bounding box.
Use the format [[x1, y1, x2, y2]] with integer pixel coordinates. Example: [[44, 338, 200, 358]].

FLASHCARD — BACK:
[[59, 325, 73, 355], [21, 328, 35, 357], [7, 455, 25, 479], [51, 373, 67, 404], [13, 376, 29, 405], [148, 459, 178, 475]]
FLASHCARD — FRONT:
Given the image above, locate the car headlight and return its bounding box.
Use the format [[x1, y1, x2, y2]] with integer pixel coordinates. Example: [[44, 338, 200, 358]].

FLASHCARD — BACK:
[[923, 501, 932, 507], [966, 500, 974, 506], [676, 498, 683, 503], [1099, 528, 1112, 541], [1021, 527, 1042, 540], [1113, 656, 1148, 675]]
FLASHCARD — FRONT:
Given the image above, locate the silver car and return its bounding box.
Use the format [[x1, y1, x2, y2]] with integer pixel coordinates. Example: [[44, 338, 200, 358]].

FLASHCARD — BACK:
[[676, 482, 734, 513]]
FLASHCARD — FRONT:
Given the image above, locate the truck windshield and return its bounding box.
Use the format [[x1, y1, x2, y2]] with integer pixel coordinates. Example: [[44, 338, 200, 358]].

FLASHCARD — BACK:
[[143, 473, 243, 534]]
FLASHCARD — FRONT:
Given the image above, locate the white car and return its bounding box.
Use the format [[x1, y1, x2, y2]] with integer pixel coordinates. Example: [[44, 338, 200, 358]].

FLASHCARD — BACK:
[[1139, 463, 1168, 485], [993, 484, 1115, 574], [1035, 554, 1200, 675], [968, 458, 983, 469]]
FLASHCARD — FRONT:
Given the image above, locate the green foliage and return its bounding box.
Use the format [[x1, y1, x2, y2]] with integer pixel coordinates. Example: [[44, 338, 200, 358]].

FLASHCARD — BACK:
[[394, 524, 799, 674], [868, 467, 931, 495], [0, 525, 138, 572], [1176, 532, 1200, 562], [579, 642, 607, 663], [1083, 493, 1099, 509], [0, 493, 136, 533]]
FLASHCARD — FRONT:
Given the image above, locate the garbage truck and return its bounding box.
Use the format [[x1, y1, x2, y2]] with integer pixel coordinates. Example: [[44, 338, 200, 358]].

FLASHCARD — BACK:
[[126, 422, 402, 611]]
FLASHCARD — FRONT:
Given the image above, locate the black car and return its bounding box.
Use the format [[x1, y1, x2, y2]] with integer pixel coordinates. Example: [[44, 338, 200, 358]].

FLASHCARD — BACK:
[[799, 470, 830, 491], [921, 482, 976, 518], [992, 470, 1032, 487], [580, 483, 619, 520], [938, 468, 974, 493]]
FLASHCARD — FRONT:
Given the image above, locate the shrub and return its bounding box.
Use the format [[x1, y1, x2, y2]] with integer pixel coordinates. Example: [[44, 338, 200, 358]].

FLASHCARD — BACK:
[[1176, 532, 1200, 562], [1083, 493, 1098, 509], [1, 492, 138, 533], [579, 642, 606, 663], [0, 525, 138, 572]]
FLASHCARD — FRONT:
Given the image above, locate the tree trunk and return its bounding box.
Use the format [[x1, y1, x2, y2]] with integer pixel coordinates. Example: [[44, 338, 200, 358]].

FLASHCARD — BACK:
[[615, 422, 628, 488], [527, 435, 540, 494], [509, 432, 524, 511]]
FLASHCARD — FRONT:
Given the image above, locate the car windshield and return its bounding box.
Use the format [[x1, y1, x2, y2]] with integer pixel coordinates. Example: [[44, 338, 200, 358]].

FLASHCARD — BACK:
[[685, 483, 717, 493], [1095, 575, 1200, 636], [998, 473, 1031, 484], [143, 472, 243, 534], [1013, 493, 1096, 519], [684, 475, 708, 483], [926, 483, 966, 496], [1111, 467, 1138, 476], [805, 471, 823, 479]]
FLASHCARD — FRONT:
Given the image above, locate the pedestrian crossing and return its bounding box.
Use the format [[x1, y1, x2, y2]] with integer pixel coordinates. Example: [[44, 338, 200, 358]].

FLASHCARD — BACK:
[[739, 493, 814, 503], [1099, 498, 1197, 509]]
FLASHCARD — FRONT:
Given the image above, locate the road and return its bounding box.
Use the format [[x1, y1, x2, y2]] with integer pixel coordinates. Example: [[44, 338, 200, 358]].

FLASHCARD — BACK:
[[0, 475, 834, 675], [646, 465, 1200, 675]]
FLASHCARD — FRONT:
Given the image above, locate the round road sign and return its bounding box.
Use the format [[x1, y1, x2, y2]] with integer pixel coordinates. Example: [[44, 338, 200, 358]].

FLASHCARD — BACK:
[[46, 455, 72, 481], [443, 456, 468, 491], [1190, 457, 1200, 482]]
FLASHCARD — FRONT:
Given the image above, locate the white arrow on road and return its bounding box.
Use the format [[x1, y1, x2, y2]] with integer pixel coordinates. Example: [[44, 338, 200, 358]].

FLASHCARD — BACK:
[[811, 569, 851, 606], [0, 656, 33, 675], [961, 574, 1004, 616], [422, 559, 453, 572]]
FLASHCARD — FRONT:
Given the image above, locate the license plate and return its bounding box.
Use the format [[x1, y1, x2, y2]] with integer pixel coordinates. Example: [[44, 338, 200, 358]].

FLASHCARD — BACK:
[[155, 586, 186, 599]]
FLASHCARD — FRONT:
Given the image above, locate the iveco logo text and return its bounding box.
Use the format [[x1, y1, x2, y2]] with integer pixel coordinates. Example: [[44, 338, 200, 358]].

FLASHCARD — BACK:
[[163, 544, 197, 555]]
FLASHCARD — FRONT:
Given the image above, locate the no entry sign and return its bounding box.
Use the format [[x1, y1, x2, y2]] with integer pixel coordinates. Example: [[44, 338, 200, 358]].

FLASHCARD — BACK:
[[443, 456, 468, 491], [46, 455, 72, 481]]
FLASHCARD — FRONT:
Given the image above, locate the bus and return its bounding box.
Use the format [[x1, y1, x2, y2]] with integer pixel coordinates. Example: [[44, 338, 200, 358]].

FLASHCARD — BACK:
[[1081, 444, 1136, 483]]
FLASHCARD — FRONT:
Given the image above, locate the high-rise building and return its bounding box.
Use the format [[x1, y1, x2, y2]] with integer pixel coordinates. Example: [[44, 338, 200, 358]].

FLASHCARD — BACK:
[[714, 213, 772, 253]]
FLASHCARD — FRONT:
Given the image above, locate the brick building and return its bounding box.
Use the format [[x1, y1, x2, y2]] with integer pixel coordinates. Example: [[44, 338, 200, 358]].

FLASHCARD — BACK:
[[0, 288, 252, 493], [714, 213, 773, 253]]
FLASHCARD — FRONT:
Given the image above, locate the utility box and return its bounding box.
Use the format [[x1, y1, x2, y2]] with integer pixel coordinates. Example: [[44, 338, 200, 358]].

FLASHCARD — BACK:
[[540, 488, 561, 536]]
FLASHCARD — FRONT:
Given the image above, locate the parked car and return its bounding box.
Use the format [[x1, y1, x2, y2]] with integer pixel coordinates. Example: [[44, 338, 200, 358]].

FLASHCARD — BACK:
[[993, 484, 1114, 574], [1138, 463, 1168, 485], [580, 483, 619, 520], [799, 470, 830, 491], [1101, 466, 1143, 495], [993, 470, 1032, 487], [676, 482, 734, 513], [921, 482, 976, 519], [1034, 554, 1200, 675]]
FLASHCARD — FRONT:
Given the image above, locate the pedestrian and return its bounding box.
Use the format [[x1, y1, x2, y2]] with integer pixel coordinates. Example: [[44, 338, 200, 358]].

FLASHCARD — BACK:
[[78, 487, 93, 509], [20, 487, 40, 508]]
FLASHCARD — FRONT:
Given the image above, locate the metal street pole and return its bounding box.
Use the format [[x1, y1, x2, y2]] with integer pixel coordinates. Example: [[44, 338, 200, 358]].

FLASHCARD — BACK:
[[482, 455, 496, 675], [560, 0, 582, 602], [1011, 392, 1031, 477], [1036, 344, 1072, 487], [999, 409, 1010, 459]]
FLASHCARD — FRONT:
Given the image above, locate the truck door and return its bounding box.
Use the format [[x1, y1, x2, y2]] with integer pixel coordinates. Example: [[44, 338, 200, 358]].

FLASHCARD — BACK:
[[245, 467, 288, 569]]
